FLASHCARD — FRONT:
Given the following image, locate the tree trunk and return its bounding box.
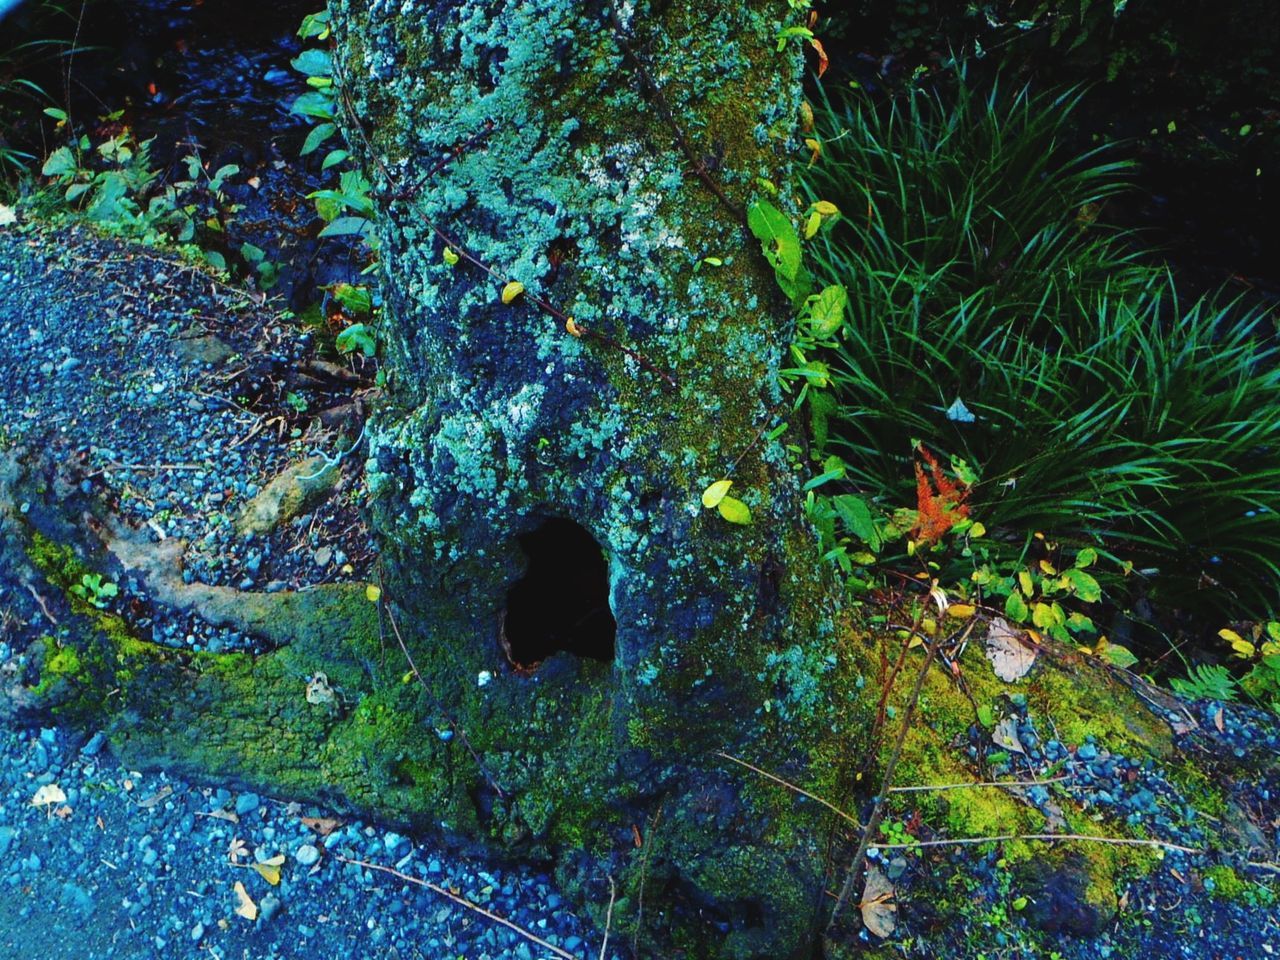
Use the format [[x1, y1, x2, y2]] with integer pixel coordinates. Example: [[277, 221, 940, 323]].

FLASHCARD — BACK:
[[3, 5, 1279, 959], [328, 0, 855, 955]]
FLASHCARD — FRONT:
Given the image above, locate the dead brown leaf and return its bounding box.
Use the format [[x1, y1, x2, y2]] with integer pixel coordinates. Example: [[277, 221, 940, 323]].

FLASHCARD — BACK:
[[859, 865, 897, 938], [985, 618, 1037, 682], [300, 816, 341, 837]]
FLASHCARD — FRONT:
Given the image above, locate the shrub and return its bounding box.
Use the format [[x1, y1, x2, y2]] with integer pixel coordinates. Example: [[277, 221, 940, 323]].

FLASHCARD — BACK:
[[802, 77, 1280, 614]]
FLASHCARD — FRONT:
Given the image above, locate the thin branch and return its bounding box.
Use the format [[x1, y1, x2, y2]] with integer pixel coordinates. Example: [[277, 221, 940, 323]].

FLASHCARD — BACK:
[[25, 583, 59, 626], [381, 589, 507, 799], [873, 834, 1202, 855], [599, 876, 616, 960], [716, 752, 859, 828], [632, 801, 664, 958], [330, 52, 676, 391], [888, 776, 1070, 793], [334, 855, 575, 960], [606, 5, 744, 219], [829, 616, 978, 930]]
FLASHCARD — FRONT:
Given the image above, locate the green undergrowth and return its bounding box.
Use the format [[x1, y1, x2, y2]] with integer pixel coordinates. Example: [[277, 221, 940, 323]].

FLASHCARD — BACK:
[[800, 74, 1280, 622]]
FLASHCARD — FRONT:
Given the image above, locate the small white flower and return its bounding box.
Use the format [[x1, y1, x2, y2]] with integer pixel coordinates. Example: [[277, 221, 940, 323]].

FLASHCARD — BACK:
[[477, 670, 493, 688]]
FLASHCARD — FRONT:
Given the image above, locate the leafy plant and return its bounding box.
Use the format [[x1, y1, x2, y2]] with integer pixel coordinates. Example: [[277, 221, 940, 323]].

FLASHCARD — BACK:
[[800, 76, 1280, 614], [39, 130, 241, 269], [1169, 663, 1239, 703], [69, 572, 118, 609]]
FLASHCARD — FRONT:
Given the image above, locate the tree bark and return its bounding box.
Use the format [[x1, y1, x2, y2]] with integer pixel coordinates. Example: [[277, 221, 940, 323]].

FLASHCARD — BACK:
[[328, 1, 855, 956]]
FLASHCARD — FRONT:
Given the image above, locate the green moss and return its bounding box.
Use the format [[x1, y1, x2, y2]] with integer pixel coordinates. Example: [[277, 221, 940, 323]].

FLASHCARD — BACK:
[[1203, 864, 1277, 905]]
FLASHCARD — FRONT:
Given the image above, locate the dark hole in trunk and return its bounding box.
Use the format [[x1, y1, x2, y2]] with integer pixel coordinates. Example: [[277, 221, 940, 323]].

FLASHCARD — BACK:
[[502, 518, 616, 668]]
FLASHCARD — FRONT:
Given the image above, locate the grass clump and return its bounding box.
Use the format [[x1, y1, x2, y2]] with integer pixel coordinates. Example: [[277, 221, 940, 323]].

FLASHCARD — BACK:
[[802, 76, 1280, 614]]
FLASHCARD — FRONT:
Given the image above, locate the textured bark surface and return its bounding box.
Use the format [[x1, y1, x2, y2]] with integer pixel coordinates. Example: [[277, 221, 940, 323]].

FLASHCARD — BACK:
[[330, 1, 856, 956]]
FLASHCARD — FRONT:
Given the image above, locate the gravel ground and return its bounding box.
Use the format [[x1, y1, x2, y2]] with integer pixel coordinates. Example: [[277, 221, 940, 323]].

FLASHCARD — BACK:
[[0, 220, 618, 960], [0, 722, 613, 960], [0, 222, 375, 655]]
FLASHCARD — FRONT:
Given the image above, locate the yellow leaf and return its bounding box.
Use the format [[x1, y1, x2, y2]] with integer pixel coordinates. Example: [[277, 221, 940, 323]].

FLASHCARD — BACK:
[[969, 522, 986, 538], [1017, 570, 1035, 596], [804, 137, 822, 163], [717, 495, 752, 525], [947, 603, 976, 619], [253, 862, 282, 886], [804, 211, 822, 239], [31, 784, 67, 807], [500, 281, 525, 304], [701, 479, 733, 509], [442, 247, 459, 266], [1230, 638, 1256, 658], [365, 584, 381, 603], [1038, 559, 1057, 575], [565, 317, 584, 338], [1219, 628, 1245, 644], [799, 100, 815, 133], [922, 618, 937, 636], [233, 881, 258, 921], [812, 200, 839, 216]]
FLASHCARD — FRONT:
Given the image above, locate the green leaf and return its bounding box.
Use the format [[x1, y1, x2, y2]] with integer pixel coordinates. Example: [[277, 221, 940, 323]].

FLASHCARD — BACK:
[[1075, 547, 1098, 568], [291, 91, 335, 121], [717, 495, 752, 525], [1005, 592, 1029, 622], [977, 704, 995, 728], [1103, 643, 1138, 669], [330, 283, 372, 314], [806, 284, 848, 338], [297, 10, 331, 39], [301, 122, 336, 156], [320, 149, 349, 171], [291, 48, 333, 78], [1012, 897, 1028, 911], [831, 495, 880, 550], [240, 242, 265, 264], [702, 480, 733, 509], [41, 146, 76, 178], [747, 200, 801, 281], [335, 323, 377, 357], [318, 216, 372, 238], [1061, 568, 1102, 603], [43, 107, 68, 122]]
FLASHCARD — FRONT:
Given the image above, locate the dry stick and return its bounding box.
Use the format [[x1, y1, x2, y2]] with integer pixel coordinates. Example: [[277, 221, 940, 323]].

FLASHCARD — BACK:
[[25, 583, 58, 626], [381, 593, 507, 799], [632, 801, 664, 958], [717, 752, 859, 828], [378, 604, 504, 798], [888, 776, 1069, 793], [334, 855, 576, 960], [828, 618, 976, 930], [599, 876, 616, 960], [872, 834, 1202, 855]]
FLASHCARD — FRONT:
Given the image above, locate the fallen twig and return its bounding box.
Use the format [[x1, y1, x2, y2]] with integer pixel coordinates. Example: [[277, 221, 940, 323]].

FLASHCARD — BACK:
[[872, 833, 1201, 855], [599, 876, 616, 960], [333, 854, 576, 960], [716, 751, 859, 828], [829, 614, 978, 929], [25, 583, 59, 626], [888, 776, 1070, 793]]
